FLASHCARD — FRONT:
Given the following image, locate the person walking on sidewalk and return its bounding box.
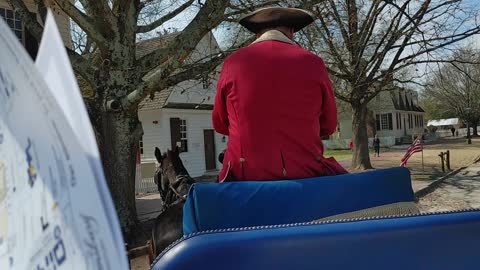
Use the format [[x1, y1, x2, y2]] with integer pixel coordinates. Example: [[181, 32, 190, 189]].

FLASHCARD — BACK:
[[373, 135, 381, 157]]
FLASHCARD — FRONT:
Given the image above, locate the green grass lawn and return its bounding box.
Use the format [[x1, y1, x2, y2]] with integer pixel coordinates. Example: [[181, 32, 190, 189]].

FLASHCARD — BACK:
[[323, 150, 353, 161], [323, 148, 384, 161]]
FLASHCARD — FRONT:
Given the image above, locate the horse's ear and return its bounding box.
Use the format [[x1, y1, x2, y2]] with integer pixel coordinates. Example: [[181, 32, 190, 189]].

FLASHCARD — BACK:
[[154, 147, 162, 163]]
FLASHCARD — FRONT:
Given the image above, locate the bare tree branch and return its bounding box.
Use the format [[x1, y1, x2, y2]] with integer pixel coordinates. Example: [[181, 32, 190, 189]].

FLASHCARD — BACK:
[[82, 0, 114, 21], [53, 0, 109, 51], [66, 48, 97, 83], [326, 0, 351, 51], [136, 0, 194, 33], [123, 53, 223, 109], [314, 14, 352, 77], [136, 1, 228, 77], [124, 34, 254, 110]]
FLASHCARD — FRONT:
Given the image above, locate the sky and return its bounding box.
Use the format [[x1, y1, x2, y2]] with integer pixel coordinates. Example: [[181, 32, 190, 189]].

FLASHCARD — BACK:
[[133, 0, 480, 92]]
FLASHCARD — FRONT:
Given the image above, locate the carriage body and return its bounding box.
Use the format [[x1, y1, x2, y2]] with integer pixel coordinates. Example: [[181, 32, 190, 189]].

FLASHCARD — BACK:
[[151, 167, 480, 270]]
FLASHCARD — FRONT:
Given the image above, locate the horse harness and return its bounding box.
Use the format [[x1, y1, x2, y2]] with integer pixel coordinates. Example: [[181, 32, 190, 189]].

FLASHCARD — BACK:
[[159, 164, 194, 207]]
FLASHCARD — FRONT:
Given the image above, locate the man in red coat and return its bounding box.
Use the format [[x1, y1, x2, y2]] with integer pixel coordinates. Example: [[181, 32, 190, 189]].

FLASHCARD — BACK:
[[213, 7, 348, 182]]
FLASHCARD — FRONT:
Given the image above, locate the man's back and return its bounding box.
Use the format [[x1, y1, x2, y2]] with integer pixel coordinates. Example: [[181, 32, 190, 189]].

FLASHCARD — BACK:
[[213, 39, 342, 181]]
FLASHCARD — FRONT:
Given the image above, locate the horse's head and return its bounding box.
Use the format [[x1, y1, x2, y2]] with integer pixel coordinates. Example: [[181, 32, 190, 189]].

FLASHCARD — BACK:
[[154, 147, 194, 206]]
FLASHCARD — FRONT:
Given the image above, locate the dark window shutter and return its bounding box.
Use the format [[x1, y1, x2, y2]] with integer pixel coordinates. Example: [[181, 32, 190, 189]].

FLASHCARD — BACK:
[[170, 118, 182, 151], [388, 113, 393, 130], [24, 25, 38, 60], [376, 114, 381, 131]]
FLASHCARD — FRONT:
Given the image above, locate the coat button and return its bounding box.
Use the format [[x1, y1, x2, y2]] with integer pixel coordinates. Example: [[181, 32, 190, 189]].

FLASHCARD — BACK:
[[239, 158, 246, 163]]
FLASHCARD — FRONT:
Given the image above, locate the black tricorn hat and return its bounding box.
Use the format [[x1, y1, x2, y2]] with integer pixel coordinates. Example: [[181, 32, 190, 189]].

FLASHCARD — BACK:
[[239, 7, 315, 33]]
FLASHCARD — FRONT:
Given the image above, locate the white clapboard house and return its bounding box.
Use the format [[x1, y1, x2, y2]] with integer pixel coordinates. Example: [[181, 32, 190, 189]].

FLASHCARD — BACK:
[[137, 32, 227, 180], [369, 87, 425, 143]]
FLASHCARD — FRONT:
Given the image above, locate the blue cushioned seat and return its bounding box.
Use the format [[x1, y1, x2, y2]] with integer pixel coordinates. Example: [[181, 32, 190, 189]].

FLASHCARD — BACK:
[[153, 210, 480, 270], [183, 167, 415, 235]]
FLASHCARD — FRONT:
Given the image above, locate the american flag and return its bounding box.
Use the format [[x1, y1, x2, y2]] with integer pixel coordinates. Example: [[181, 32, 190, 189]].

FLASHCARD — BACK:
[[400, 137, 423, 167]]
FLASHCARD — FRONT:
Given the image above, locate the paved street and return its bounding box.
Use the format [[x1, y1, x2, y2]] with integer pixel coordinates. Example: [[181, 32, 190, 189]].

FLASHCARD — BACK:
[[418, 162, 480, 212]]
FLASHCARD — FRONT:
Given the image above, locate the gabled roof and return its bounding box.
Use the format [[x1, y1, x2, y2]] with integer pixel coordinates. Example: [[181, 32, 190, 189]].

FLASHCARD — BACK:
[[137, 32, 220, 111], [136, 33, 181, 110], [397, 92, 405, 110], [390, 91, 399, 109], [404, 95, 412, 111], [139, 90, 172, 111], [391, 89, 425, 112], [136, 33, 180, 58]]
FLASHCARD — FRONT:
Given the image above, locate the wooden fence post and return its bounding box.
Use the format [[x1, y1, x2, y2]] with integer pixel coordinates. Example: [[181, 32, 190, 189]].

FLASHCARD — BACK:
[[446, 150, 451, 171], [439, 152, 445, 173]]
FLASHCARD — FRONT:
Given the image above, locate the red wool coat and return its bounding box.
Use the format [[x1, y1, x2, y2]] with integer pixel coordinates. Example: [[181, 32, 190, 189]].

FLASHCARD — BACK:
[[213, 35, 347, 182]]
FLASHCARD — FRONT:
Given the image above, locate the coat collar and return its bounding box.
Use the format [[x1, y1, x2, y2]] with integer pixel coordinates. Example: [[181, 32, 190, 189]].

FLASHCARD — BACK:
[[251, 30, 296, 45]]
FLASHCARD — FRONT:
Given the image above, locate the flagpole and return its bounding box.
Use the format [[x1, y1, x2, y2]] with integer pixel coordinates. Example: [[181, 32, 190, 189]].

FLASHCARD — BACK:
[[421, 136, 425, 175], [422, 146, 424, 175]]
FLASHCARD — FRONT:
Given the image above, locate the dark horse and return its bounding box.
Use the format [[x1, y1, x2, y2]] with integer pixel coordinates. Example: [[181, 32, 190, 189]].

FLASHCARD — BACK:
[[151, 147, 195, 257]]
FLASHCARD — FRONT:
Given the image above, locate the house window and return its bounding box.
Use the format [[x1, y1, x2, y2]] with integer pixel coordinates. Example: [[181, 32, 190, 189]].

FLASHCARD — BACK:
[[381, 114, 388, 130], [380, 113, 393, 130], [376, 113, 393, 131], [170, 118, 188, 152], [139, 139, 143, 155], [0, 8, 23, 43]]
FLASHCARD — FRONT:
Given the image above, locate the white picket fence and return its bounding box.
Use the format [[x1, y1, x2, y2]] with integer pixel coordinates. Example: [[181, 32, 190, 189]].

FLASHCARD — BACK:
[[135, 177, 158, 194]]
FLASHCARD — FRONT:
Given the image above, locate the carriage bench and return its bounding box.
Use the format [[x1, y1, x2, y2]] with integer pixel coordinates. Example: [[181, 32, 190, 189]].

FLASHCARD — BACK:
[[151, 167, 480, 270]]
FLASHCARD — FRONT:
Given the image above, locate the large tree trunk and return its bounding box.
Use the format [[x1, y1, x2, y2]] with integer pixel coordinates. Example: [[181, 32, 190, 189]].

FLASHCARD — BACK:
[[95, 109, 143, 240], [351, 104, 374, 170], [473, 121, 479, 137]]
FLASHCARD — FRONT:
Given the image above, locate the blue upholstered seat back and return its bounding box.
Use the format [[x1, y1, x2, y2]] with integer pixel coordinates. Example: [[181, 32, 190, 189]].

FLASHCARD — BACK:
[[183, 167, 415, 235], [153, 210, 480, 270]]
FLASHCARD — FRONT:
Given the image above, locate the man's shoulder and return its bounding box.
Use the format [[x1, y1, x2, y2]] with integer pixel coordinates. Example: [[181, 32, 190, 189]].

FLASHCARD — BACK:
[[226, 42, 325, 64], [298, 47, 326, 64]]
